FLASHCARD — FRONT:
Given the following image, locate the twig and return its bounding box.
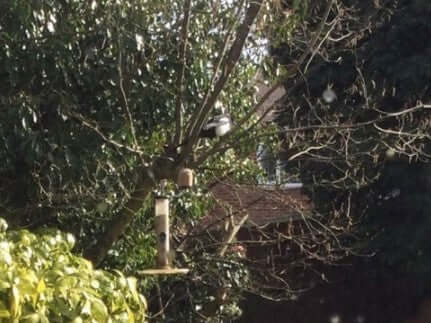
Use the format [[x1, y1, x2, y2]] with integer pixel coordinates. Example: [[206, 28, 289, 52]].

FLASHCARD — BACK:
[[117, 35, 138, 149], [148, 281, 176, 320], [65, 109, 148, 157], [303, 0, 337, 73]]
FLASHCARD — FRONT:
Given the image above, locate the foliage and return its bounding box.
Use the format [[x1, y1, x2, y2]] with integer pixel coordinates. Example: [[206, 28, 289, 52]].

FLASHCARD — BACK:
[[0, 0, 299, 319], [0, 0, 277, 248], [0, 218, 147, 322], [263, 0, 431, 302]]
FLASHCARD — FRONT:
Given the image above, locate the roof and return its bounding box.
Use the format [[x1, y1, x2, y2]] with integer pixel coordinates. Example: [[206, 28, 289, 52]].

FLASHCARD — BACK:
[[200, 181, 312, 230]]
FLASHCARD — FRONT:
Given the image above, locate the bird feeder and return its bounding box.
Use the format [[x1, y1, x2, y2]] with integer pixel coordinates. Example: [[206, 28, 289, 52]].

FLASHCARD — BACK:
[[154, 196, 170, 268], [177, 168, 194, 189], [138, 183, 189, 275]]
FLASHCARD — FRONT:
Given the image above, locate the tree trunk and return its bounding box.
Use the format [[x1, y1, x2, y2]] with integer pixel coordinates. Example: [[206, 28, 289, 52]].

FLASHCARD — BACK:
[[84, 175, 155, 267]]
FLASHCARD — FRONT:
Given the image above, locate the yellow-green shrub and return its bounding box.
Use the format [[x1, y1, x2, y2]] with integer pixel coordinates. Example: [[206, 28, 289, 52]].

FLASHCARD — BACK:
[[0, 218, 147, 322]]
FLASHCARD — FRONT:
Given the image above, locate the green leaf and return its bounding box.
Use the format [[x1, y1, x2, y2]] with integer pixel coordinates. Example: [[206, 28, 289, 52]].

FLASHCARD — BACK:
[[10, 285, 20, 318], [20, 313, 40, 323], [91, 298, 109, 322]]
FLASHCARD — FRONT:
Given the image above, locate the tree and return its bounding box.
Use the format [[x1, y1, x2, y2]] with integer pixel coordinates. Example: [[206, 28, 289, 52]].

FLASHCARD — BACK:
[[0, 0, 277, 263], [0, 0, 306, 319]]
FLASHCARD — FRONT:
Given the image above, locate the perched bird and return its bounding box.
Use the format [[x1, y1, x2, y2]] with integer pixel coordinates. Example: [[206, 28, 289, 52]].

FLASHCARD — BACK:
[[200, 105, 233, 138]]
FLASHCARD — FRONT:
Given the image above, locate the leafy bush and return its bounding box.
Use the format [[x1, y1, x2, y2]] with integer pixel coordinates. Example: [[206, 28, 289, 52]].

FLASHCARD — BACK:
[[0, 218, 147, 322]]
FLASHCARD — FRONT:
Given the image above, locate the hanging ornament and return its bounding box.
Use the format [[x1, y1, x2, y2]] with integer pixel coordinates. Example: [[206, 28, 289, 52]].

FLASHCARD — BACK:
[[322, 87, 337, 103], [177, 168, 194, 189]]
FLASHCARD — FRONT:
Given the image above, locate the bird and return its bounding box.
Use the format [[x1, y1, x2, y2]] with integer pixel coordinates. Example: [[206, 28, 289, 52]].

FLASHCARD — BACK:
[[200, 105, 233, 138]]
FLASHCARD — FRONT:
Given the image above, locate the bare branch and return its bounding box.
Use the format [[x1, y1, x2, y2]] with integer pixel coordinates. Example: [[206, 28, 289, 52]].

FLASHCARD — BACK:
[[117, 37, 138, 149], [174, 0, 192, 146], [180, 0, 264, 163], [218, 212, 249, 256], [184, 0, 246, 141], [199, 211, 248, 318], [64, 109, 149, 158], [194, 0, 337, 165], [278, 103, 431, 132], [195, 103, 430, 167], [303, 0, 337, 73]]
